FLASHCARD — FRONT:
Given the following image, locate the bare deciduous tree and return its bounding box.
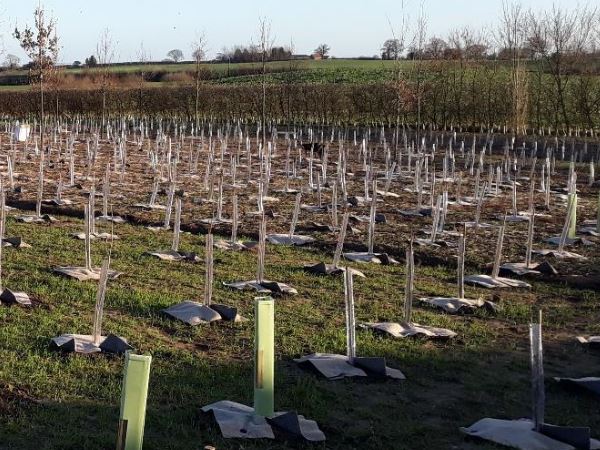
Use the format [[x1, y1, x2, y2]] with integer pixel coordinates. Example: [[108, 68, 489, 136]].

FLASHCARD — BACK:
[[136, 42, 150, 115], [529, 5, 597, 130], [167, 49, 184, 62], [498, 1, 529, 135], [4, 54, 20, 69], [190, 33, 207, 129], [257, 18, 274, 149], [387, 2, 410, 151], [313, 44, 330, 59], [409, 4, 428, 142], [381, 39, 402, 60], [424, 37, 447, 59], [97, 28, 116, 129], [13, 5, 59, 150]]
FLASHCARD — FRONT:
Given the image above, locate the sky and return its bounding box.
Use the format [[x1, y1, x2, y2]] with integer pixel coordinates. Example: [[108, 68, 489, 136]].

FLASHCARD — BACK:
[[0, 0, 580, 64]]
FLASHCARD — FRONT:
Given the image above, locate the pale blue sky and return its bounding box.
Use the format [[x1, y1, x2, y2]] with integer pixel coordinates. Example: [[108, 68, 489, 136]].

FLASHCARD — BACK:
[[0, 0, 580, 64]]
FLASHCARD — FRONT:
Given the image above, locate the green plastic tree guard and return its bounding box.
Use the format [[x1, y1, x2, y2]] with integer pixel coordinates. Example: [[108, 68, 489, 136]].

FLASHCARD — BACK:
[[253, 296, 274, 417], [116, 353, 152, 450]]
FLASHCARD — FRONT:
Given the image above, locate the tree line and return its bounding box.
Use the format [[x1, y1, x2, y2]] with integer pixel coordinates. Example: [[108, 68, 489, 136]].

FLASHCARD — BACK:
[[4, 3, 600, 134]]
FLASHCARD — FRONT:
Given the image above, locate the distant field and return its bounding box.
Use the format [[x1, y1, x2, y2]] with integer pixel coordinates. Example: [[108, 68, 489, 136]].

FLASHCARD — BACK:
[[0, 59, 409, 91], [0, 59, 400, 77]]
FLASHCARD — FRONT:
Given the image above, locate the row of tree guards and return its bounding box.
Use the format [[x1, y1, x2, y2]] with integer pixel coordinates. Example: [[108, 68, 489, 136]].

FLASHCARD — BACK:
[[0, 114, 598, 448]]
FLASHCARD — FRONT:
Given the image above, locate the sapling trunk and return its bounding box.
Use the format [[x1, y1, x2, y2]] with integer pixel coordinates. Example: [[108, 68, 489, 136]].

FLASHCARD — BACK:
[[404, 240, 415, 323], [529, 310, 545, 433], [344, 268, 356, 359], [474, 182, 487, 228], [231, 194, 238, 243], [171, 197, 181, 252], [384, 161, 396, 195], [457, 231, 465, 299], [438, 190, 448, 232], [257, 181, 264, 214], [332, 212, 350, 268], [7, 155, 14, 191], [491, 220, 506, 279], [567, 193, 577, 239], [545, 170, 551, 209], [597, 191, 600, 234], [256, 215, 266, 284], [317, 173, 322, 207], [163, 183, 175, 229], [84, 202, 92, 271], [331, 181, 338, 228], [431, 195, 442, 243], [367, 181, 376, 254], [289, 193, 301, 238], [92, 259, 110, 345], [558, 194, 576, 253], [204, 234, 214, 306], [36, 153, 44, 217], [103, 164, 110, 217], [511, 182, 517, 216], [526, 210, 535, 268], [308, 146, 314, 188], [216, 174, 223, 221], [149, 179, 158, 207], [56, 176, 62, 203], [90, 184, 97, 234]]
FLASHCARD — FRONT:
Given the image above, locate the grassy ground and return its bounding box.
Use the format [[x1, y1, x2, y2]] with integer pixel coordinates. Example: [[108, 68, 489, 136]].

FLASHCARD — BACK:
[[0, 209, 598, 449]]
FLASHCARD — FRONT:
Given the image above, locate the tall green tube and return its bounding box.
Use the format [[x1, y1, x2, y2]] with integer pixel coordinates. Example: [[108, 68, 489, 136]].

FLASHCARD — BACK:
[[253, 296, 274, 417], [116, 353, 152, 450], [567, 193, 577, 239]]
